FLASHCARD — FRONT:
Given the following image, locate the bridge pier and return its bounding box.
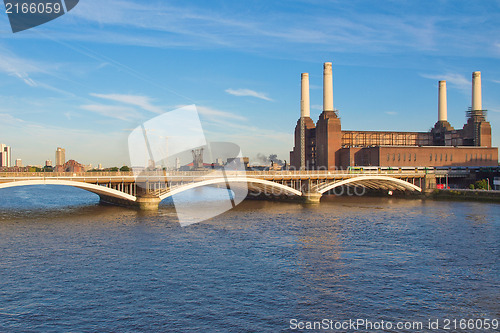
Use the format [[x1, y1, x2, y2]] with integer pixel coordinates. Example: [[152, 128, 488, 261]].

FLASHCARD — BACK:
[[99, 194, 161, 210], [423, 174, 437, 193], [302, 192, 322, 204], [135, 196, 161, 210]]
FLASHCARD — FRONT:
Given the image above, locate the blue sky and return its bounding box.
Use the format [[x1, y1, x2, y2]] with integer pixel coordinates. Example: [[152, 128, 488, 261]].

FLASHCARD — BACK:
[[1, 0, 500, 166]]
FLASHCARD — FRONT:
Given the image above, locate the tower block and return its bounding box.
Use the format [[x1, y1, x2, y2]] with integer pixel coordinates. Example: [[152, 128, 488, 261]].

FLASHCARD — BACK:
[[290, 73, 316, 170], [315, 62, 341, 170]]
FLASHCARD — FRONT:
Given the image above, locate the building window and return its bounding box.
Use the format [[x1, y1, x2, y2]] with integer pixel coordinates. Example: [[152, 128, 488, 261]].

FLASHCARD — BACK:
[[440, 154, 442, 161], [393, 154, 395, 161], [387, 154, 390, 161], [430, 154, 432, 161], [445, 153, 447, 161], [489, 154, 492, 161], [475, 154, 478, 161], [435, 154, 437, 161], [480, 154, 482, 161], [398, 153, 400, 161], [403, 153, 406, 162], [450, 154, 453, 161], [414, 153, 416, 161]]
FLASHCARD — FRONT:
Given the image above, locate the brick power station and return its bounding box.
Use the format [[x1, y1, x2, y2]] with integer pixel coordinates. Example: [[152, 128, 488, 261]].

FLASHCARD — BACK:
[[290, 63, 498, 170]]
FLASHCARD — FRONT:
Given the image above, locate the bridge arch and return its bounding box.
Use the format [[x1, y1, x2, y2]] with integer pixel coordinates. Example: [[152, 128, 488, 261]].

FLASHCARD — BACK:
[[0, 180, 137, 202], [317, 176, 421, 194], [160, 177, 302, 200]]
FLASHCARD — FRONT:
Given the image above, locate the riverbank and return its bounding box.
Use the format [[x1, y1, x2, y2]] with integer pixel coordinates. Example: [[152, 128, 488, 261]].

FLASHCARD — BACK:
[[426, 188, 500, 203]]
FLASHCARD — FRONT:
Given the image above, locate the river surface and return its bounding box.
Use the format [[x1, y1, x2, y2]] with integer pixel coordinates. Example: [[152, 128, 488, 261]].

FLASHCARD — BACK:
[[0, 186, 498, 332]]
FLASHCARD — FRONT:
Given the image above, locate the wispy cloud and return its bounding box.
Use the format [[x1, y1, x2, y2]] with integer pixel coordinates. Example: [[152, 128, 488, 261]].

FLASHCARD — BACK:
[[80, 104, 141, 121], [59, 0, 500, 60], [196, 106, 247, 121], [385, 111, 398, 116], [0, 113, 26, 124], [225, 88, 273, 101], [90, 93, 164, 113], [0, 50, 43, 87], [420, 73, 470, 92]]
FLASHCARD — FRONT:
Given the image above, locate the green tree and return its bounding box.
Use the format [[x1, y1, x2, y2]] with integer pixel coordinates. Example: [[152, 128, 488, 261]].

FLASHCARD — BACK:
[[120, 165, 130, 172], [474, 179, 489, 190]]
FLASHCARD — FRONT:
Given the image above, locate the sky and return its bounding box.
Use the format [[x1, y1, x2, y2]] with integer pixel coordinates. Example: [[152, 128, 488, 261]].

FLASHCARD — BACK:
[[1, 0, 500, 167]]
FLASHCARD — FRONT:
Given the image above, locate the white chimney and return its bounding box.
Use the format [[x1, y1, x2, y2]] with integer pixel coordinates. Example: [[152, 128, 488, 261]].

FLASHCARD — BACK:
[[472, 71, 482, 111], [323, 62, 334, 112], [438, 80, 447, 122], [300, 73, 310, 118]]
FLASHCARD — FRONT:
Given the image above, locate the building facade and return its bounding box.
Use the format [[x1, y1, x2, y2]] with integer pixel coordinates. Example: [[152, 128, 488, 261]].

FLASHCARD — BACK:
[[291, 64, 498, 169], [54, 159, 85, 173], [55, 147, 66, 166], [0, 144, 12, 167]]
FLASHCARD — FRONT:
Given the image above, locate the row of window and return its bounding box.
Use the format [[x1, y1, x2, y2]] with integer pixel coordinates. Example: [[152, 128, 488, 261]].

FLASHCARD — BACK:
[[386, 151, 493, 163], [465, 153, 492, 161], [430, 153, 453, 162], [387, 153, 417, 162]]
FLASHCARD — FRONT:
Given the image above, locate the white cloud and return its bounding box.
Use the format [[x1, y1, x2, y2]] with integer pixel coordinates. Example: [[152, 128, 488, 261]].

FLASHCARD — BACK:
[[0, 50, 44, 87], [0, 113, 25, 124], [90, 93, 164, 113], [196, 106, 247, 121], [385, 111, 398, 116], [80, 104, 141, 121], [420, 72, 470, 92], [225, 88, 273, 101]]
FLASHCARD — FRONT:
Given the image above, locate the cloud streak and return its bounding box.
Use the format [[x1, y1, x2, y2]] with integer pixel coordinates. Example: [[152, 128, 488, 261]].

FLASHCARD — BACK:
[[420, 72, 470, 92], [80, 104, 142, 121], [90, 93, 165, 113], [225, 88, 272, 101], [54, 0, 500, 60], [196, 106, 247, 121]]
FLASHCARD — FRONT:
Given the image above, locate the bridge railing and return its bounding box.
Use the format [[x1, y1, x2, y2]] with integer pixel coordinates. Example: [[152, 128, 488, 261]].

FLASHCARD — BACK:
[[0, 169, 436, 179]]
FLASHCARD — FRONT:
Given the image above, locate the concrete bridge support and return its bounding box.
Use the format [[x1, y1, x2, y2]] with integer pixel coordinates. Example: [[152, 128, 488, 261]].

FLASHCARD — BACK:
[[99, 194, 161, 210], [135, 196, 161, 210], [424, 174, 437, 193], [302, 192, 322, 204]]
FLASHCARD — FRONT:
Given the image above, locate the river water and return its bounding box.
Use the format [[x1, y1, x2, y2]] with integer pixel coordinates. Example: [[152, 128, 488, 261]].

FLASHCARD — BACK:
[[0, 186, 498, 332]]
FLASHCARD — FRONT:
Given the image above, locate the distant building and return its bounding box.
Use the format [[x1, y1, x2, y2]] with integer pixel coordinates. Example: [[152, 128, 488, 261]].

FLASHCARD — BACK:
[[291, 64, 498, 169], [55, 147, 66, 166], [15, 159, 22, 167], [226, 157, 250, 169], [98, 163, 102, 170], [54, 160, 85, 173], [0, 144, 12, 167], [45, 160, 52, 167]]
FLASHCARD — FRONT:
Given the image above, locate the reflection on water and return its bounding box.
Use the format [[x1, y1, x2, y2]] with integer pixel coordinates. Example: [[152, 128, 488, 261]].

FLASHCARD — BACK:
[[0, 186, 498, 331]]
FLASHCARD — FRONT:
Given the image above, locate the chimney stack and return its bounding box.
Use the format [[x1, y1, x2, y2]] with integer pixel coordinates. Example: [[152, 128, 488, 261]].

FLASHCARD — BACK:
[[472, 71, 482, 111], [323, 62, 334, 112], [300, 73, 310, 118], [438, 80, 447, 122]]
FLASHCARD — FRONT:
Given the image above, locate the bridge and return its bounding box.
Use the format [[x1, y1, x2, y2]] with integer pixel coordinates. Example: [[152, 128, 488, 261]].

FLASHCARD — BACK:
[[0, 169, 446, 209]]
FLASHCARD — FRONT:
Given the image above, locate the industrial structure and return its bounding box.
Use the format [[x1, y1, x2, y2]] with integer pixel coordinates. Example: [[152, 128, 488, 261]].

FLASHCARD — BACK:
[[290, 64, 498, 169]]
